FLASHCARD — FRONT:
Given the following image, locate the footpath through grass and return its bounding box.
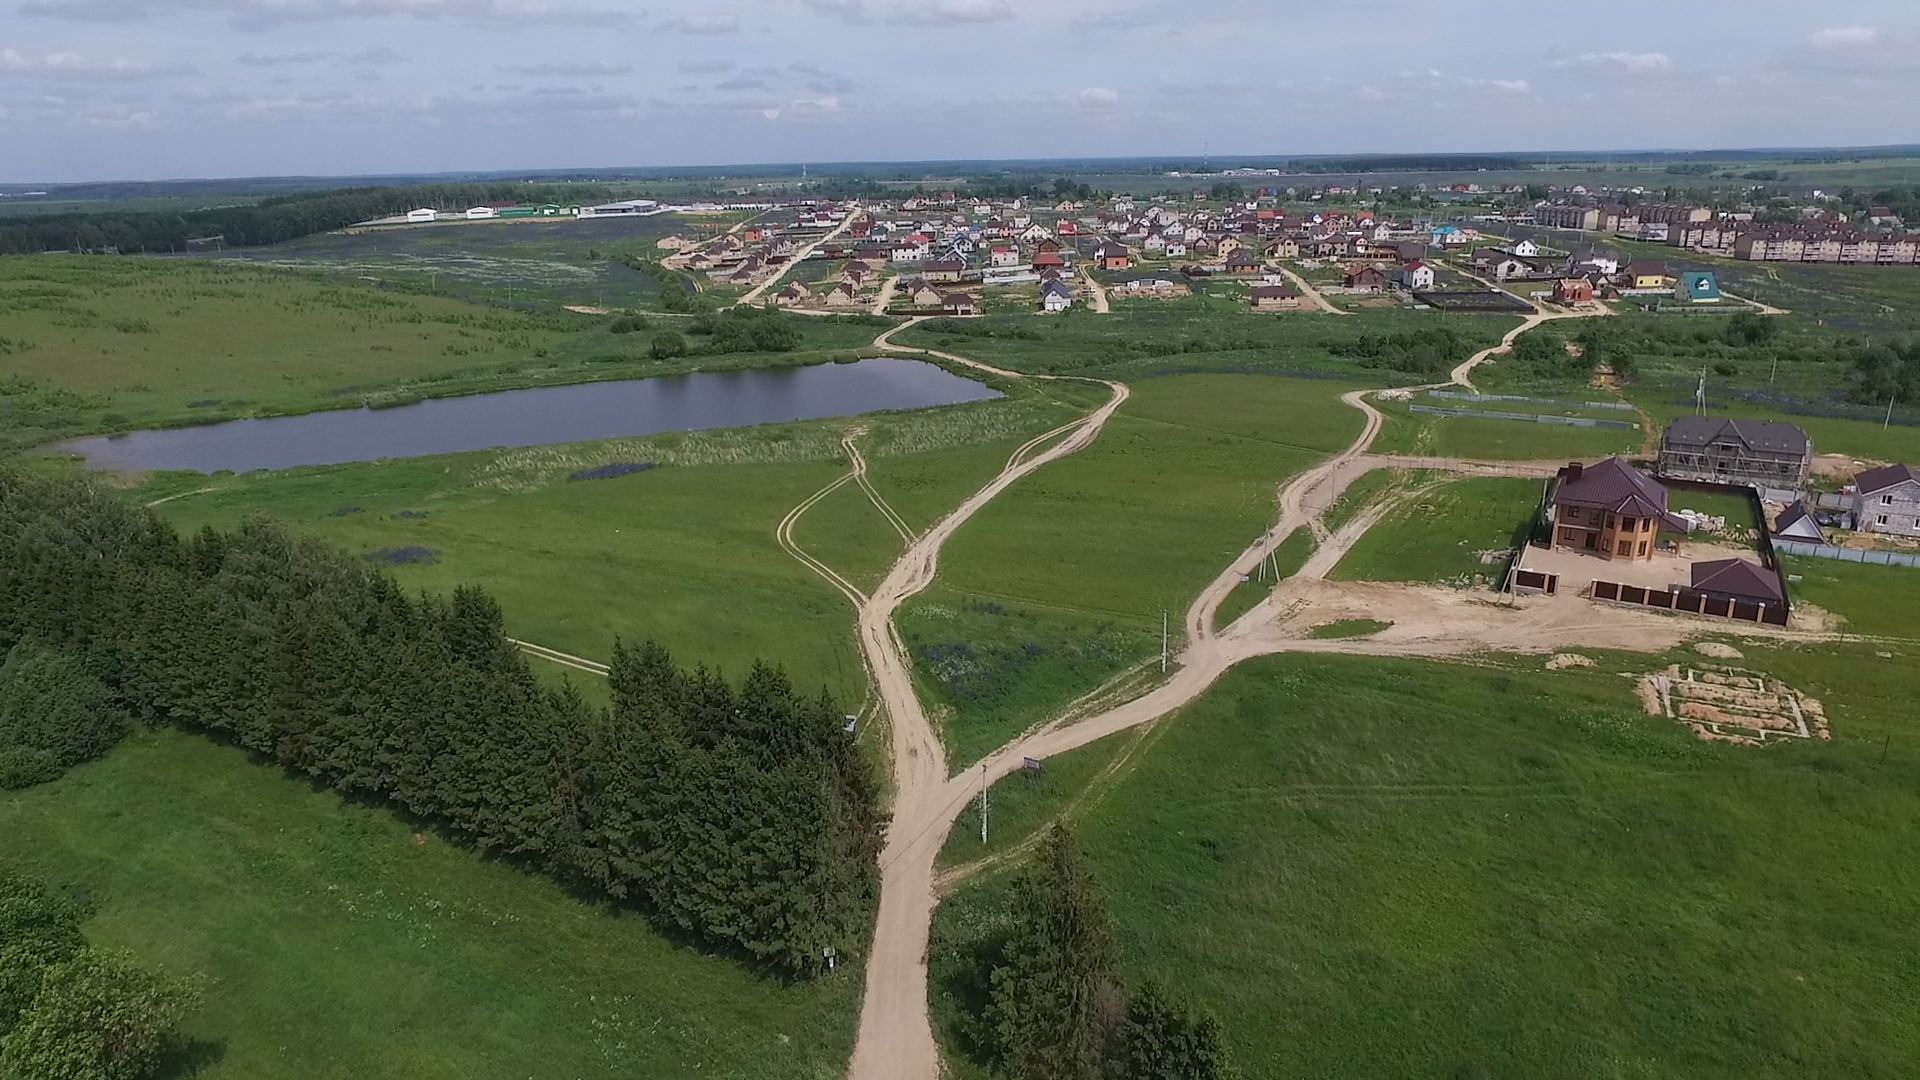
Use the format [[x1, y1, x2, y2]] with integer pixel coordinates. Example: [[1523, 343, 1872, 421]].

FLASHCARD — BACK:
[[932, 647, 1920, 1079], [910, 374, 1369, 768], [0, 728, 859, 1080]]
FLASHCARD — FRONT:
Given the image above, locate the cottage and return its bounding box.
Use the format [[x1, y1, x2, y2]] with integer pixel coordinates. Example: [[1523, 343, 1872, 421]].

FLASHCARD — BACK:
[[1225, 249, 1262, 276], [406, 208, 439, 223], [1548, 458, 1687, 562], [924, 259, 966, 284], [771, 283, 807, 307], [1343, 266, 1387, 293], [1249, 284, 1303, 311], [1032, 251, 1067, 272], [990, 246, 1020, 268], [1552, 277, 1595, 304], [941, 292, 978, 316], [905, 281, 944, 307], [1096, 243, 1132, 271], [1263, 237, 1300, 259], [1658, 417, 1812, 490], [823, 281, 861, 307], [1400, 259, 1435, 290], [1624, 261, 1668, 290], [1675, 271, 1722, 303], [1852, 463, 1920, 537], [1041, 279, 1074, 312]]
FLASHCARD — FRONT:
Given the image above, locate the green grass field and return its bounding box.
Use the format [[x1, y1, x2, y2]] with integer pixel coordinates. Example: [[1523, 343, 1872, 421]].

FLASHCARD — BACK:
[[910, 374, 1370, 766], [1331, 476, 1544, 587], [1368, 398, 1643, 460], [0, 256, 888, 451], [932, 647, 1920, 1079], [0, 728, 859, 1080], [1784, 555, 1920, 638]]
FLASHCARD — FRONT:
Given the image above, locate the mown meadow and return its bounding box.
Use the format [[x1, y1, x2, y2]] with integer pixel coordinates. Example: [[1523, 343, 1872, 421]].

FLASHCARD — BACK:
[[932, 645, 1920, 1080]]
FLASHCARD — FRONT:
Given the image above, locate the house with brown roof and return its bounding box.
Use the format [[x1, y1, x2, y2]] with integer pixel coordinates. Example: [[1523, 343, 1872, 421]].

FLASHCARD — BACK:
[[1851, 463, 1920, 537], [924, 259, 966, 283], [1689, 558, 1785, 608], [941, 292, 978, 316], [1096, 243, 1132, 271], [823, 281, 862, 307], [1548, 457, 1688, 562], [1033, 251, 1066, 272], [1225, 249, 1262, 276], [1623, 261, 1668, 289], [1658, 417, 1812, 490], [1343, 266, 1387, 293], [771, 282, 807, 307], [1249, 284, 1303, 311]]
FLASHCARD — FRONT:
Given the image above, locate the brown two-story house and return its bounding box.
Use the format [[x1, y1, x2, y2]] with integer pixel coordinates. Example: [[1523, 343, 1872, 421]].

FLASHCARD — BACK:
[[1549, 457, 1688, 562]]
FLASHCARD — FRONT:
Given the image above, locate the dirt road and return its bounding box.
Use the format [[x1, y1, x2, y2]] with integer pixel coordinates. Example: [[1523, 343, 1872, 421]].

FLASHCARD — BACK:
[[734, 204, 860, 308], [1080, 268, 1110, 313], [1273, 264, 1351, 315], [871, 274, 900, 316]]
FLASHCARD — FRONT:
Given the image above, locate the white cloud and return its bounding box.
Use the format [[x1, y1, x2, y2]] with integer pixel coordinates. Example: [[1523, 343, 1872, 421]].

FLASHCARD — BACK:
[[1078, 86, 1119, 109], [0, 48, 191, 78], [660, 13, 739, 33], [1811, 25, 1877, 50], [20, 0, 627, 29], [677, 59, 735, 73], [497, 59, 632, 76], [888, 0, 1011, 26], [787, 94, 840, 115], [1560, 51, 1673, 74]]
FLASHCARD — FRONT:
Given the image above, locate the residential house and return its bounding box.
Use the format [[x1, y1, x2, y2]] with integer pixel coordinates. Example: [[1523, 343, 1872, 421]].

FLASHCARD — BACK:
[[1163, 239, 1188, 258], [906, 281, 944, 307], [1623, 261, 1668, 289], [924, 259, 966, 284], [771, 283, 807, 307], [1225, 249, 1262, 276], [823, 281, 862, 307], [1852, 463, 1920, 538], [1033, 251, 1067, 273], [1689, 558, 1785, 610], [1511, 239, 1540, 257], [1343, 266, 1387, 293], [1041, 279, 1074, 312], [941, 292, 978, 316], [1096, 243, 1133, 271], [1249, 284, 1303, 311], [1264, 237, 1301, 259], [1019, 222, 1052, 243], [1548, 457, 1687, 562], [1432, 224, 1471, 246], [1658, 417, 1812, 490], [989, 246, 1020, 268], [1400, 259, 1435, 290], [1675, 271, 1722, 303], [1552, 277, 1595, 304]]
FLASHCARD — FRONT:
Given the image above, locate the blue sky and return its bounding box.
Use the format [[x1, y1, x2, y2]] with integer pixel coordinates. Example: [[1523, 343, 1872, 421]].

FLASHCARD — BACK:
[[1, 0, 1915, 182]]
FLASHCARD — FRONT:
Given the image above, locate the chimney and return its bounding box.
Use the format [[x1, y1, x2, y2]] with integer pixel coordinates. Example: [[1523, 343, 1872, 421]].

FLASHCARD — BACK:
[[1566, 462, 1584, 482]]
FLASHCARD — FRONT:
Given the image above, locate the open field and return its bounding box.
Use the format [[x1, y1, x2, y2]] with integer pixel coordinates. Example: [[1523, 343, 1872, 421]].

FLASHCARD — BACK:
[[892, 303, 1522, 380], [1784, 555, 1920, 639], [0, 728, 860, 1080], [1331, 476, 1543, 586], [1367, 397, 1642, 460], [909, 374, 1369, 765], [0, 256, 891, 452], [931, 648, 1920, 1079]]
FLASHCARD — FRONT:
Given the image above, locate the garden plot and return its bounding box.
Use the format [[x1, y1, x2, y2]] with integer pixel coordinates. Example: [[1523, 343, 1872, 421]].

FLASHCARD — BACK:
[[1637, 663, 1830, 745]]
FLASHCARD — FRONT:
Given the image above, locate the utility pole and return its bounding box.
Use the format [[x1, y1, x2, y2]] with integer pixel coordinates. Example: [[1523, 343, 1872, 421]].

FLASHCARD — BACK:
[[1695, 367, 1707, 415], [1887, 393, 1899, 432], [979, 764, 989, 845], [1769, 354, 1778, 389]]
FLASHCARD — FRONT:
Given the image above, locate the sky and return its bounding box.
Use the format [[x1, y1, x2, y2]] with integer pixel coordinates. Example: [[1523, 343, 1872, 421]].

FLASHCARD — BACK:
[[1, 0, 1917, 183]]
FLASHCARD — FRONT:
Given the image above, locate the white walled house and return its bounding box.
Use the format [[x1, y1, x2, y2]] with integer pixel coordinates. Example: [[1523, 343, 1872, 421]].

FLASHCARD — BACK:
[[407, 208, 439, 223], [1853, 464, 1920, 537], [465, 206, 498, 220]]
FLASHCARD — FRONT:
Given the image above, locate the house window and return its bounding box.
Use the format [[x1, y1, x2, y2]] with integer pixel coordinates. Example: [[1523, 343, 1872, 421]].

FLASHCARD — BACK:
[[1617, 540, 1632, 556], [1884, 495, 1895, 505], [1879, 515, 1890, 526], [1638, 541, 1648, 556]]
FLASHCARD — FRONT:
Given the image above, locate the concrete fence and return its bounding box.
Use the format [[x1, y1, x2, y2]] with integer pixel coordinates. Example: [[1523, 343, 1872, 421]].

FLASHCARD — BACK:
[[1426, 390, 1636, 412], [1410, 405, 1638, 430], [1774, 540, 1920, 569], [1590, 581, 1790, 625]]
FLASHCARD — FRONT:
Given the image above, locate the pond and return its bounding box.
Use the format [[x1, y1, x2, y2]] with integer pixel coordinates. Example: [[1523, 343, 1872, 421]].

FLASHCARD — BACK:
[[53, 358, 1001, 474]]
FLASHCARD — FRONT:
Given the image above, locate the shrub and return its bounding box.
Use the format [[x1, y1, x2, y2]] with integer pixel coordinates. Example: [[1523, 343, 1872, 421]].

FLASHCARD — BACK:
[[0, 640, 129, 791], [0, 948, 199, 1080]]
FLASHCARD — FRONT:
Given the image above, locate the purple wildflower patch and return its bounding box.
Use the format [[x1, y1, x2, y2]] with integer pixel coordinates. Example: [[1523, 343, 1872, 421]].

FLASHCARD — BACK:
[[366, 546, 437, 565], [568, 462, 658, 482]]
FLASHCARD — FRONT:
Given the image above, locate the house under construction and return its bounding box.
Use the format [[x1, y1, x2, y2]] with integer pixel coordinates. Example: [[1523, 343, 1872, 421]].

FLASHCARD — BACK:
[[1657, 417, 1812, 490]]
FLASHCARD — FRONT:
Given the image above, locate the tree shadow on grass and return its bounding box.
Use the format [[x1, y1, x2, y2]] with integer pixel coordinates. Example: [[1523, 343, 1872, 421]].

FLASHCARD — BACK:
[[155, 1037, 227, 1079]]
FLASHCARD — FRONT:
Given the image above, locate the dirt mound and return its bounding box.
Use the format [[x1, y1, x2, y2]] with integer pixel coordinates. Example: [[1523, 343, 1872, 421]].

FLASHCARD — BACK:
[[1694, 641, 1743, 659], [1546, 653, 1594, 670]]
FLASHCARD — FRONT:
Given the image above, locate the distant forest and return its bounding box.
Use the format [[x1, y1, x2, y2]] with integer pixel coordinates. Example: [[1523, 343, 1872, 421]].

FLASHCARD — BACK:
[[0, 182, 617, 255]]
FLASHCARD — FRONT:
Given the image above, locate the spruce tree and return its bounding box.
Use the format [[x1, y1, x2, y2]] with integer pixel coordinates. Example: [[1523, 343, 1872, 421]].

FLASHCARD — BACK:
[[989, 825, 1123, 1080], [1122, 979, 1237, 1080]]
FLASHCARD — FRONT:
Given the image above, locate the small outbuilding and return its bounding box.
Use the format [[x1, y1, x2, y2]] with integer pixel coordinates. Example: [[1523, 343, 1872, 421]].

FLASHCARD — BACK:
[[1675, 271, 1722, 303]]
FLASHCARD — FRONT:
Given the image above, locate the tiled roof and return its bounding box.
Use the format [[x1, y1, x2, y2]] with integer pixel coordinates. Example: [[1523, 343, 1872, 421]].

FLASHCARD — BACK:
[[1690, 558, 1784, 604], [1663, 417, 1810, 455], [1853, 463, 1920, 495]]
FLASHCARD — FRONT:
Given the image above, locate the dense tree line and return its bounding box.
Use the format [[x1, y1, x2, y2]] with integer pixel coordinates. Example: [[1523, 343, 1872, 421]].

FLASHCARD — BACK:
[[1330, 326, 1473, 377], [981, 827, 1235, 1080], [0, 871, 199, 1080], [1851, 338, 1920, 407], [0, 183, 617, 255], [0, 468, 880, 976]]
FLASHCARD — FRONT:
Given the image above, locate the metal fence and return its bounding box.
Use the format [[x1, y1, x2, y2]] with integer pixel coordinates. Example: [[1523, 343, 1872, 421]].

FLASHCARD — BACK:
[[1426, 390, 1636, 412], [1410, 405, 1638, 430], [1590, 581, 1789, 625], [1774, 540, 1920, 569]]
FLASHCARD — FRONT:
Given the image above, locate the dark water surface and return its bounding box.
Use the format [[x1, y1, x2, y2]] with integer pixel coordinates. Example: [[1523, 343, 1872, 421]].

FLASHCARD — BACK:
[[54, 358, 1000, 473]]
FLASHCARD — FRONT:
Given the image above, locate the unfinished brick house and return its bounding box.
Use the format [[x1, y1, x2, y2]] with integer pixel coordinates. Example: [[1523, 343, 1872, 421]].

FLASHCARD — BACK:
[[1548, 457, 1688, 561]]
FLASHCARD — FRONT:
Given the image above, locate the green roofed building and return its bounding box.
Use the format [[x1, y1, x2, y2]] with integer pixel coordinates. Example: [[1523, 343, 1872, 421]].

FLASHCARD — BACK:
[[1676, 270, 1722, 303]]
